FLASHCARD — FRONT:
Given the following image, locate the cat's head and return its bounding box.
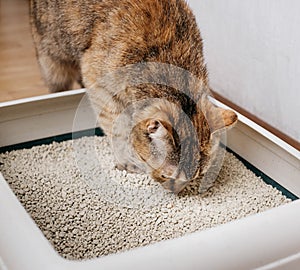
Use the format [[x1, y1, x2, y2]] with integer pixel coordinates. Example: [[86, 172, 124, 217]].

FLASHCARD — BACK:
[[130, 98, 237, 194]]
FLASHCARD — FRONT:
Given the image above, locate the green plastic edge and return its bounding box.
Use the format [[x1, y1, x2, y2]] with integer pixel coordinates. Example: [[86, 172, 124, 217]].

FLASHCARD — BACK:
[[0, 128, 298, 201]]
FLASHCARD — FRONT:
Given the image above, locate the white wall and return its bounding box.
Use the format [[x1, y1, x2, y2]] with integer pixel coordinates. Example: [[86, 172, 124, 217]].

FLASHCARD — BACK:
[[188, 0, 300, 142]]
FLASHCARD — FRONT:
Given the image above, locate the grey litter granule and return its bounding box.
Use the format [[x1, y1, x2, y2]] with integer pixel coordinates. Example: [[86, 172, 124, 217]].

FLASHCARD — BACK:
[[0, 136, 291, 260]]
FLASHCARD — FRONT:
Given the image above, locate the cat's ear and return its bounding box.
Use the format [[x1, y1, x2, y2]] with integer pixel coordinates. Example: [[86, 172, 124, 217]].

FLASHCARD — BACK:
[[202, 100, 238, 134], [147, 119, 168, 138]]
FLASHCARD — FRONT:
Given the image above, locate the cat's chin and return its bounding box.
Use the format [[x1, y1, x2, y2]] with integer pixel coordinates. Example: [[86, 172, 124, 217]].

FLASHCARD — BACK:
[[114, 163, 144, 174], [161, 177, 190, 194]]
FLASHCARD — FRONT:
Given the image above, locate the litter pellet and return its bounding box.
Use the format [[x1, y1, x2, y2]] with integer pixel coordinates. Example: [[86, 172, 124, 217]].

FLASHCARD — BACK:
[[0, 136, 291, 260]]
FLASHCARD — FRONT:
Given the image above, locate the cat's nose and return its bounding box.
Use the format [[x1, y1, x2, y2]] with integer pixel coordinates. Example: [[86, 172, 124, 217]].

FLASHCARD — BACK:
[[162, 178, 189, 194]]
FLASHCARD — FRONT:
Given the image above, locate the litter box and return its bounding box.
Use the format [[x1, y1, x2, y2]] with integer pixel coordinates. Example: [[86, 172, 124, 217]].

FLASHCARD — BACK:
[[0, 89, 299, 270]]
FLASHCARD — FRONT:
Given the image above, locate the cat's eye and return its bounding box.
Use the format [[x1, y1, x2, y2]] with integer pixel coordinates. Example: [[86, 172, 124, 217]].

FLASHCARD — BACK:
[[161, 175, 169, 179]]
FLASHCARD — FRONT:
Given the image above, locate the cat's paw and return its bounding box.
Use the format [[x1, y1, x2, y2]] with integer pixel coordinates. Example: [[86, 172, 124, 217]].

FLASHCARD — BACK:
[[115, 163, 143, 174]]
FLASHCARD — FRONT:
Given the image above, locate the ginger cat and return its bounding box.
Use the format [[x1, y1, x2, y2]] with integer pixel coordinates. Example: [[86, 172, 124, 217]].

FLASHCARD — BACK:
[[30, 0, 237, 194]]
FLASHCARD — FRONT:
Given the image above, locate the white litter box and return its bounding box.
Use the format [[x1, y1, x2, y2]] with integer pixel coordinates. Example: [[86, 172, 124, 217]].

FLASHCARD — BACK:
[[0, 89, 299, 270]]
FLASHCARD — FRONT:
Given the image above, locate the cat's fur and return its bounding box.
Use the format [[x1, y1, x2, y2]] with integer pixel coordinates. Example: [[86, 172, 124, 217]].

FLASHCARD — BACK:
[[30, 0, 237, 194]]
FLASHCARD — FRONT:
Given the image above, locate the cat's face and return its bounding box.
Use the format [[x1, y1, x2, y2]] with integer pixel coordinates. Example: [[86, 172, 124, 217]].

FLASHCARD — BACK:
[[130, 100, 237, 194]]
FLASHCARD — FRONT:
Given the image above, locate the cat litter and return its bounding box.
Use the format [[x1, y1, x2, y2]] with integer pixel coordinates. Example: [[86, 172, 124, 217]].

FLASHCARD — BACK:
[[0, 136, 291, 260]]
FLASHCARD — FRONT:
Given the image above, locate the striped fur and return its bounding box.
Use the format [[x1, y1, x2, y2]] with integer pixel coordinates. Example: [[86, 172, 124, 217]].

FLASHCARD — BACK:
[[30, 0, 237, 193]]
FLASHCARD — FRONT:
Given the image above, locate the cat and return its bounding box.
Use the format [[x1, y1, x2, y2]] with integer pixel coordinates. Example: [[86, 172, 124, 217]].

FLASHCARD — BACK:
[[30, 0, 237, 194]]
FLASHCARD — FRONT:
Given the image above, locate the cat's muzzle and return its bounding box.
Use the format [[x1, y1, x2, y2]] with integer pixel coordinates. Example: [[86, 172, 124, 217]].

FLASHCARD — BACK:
[[162, 178, 190, 194]]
